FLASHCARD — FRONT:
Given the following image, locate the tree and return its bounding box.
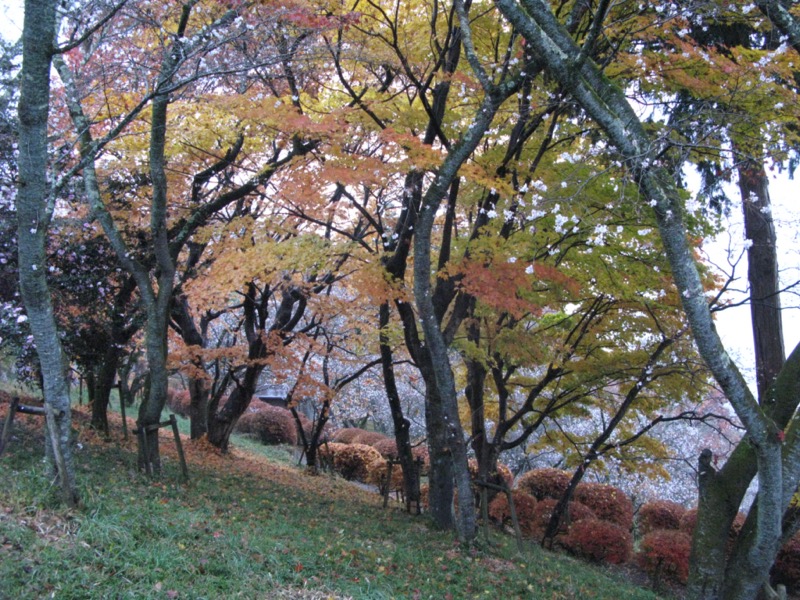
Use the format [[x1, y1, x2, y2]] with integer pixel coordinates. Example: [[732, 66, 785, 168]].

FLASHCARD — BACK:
[[16, 0, 81, 506], [490, 0, 800, 597]]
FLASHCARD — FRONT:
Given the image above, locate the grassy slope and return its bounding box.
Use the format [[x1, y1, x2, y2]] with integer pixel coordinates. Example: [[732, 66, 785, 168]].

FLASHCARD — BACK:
[[0, 398, 662, 600]]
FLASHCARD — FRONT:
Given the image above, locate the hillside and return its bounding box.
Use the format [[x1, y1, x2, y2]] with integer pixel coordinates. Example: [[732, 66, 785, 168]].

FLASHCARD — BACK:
[[0, 393, 664, 599]]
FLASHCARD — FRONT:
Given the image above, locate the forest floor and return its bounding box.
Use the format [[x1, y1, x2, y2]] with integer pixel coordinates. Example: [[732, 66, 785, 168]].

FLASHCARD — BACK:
[[0, 390, 672, 599]]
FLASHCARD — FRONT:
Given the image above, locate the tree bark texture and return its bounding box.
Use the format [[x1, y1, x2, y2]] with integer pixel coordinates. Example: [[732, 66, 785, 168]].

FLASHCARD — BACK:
[[17, 0, 80, 507]]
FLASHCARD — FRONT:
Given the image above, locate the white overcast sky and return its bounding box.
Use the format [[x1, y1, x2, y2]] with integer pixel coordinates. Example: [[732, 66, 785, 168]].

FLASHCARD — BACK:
[[1, 0, 797, 394]]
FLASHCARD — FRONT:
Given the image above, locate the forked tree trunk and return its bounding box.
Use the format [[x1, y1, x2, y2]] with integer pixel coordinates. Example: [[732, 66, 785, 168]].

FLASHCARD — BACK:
[[17, 0, 80, 507]]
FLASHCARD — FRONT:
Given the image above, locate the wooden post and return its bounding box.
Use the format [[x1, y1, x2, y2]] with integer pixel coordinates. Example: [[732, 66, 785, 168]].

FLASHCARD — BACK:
[[119, 390, 128, 440], [0, 396, 20, 456], [169, 414, 189, 482], [475, 480, 524, 553]]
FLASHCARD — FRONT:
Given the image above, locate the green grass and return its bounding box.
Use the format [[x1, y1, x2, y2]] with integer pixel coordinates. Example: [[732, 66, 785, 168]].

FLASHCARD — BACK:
[[0, 406, 663, 600]]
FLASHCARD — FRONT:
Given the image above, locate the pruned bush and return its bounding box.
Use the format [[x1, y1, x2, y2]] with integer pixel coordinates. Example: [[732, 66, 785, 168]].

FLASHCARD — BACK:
[[773, 530, 800, 593], [351, 430, 390, 446], [317, 442, 348, 471], [235, 405, 297, 445], [637, 500, 687, 535], [637, 529, 692, 585], [166, 389, 191, 417], [515, 468, 572, 500], [679, 507, 697, 534], [365, 457, 405, 494], [531, 497, 596, 537], [332, 443, 383, 482], [331, 428, 365, 444], [574, 482, 633, 529], [373, 438, 399, 458], [488, 491, 538, 537], [561, 518, 632, 565]]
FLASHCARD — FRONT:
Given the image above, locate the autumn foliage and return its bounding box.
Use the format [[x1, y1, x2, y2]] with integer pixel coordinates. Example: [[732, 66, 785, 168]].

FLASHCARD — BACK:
[[636, 529, 692, 585], [515, 468, 572, 501], [636, 500, 687, 535], [531, 498, 596, 537], [235, 405, 298, 445], [561, 519, 632, 565], [331, 443, 383, 482], [488, 491, 538, 537], [573, 483, 634, 530]]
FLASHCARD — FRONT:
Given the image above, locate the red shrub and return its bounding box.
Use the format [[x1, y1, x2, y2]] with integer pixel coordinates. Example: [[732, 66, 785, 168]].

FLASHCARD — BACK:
[[331, 428, 365, 444], [515, 468, 572, 500], [351, 430, 390, 446], [573, 482, 633, 529], [332, 443, 383, 482], [531, 498, 596, 537], [637, 500, 687, 535], [773, 531, 800, 592], [488, 491, 538, 537], [679, 507, 697, 535], [235, 405, 297, 445], [637, 529, 692, 585], [166, 389, 191, 417], [561, 519, 632, 565]]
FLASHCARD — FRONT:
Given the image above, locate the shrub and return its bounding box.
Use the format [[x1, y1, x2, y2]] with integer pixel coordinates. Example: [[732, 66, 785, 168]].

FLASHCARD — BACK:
[[561, 518, 632, 565], [166, 389, 191, 417], [515, 468, 572, 500], [573, 482, 633, 529], [773, 531, 800, 593], [488, 491, 538, 537], [531, 497, 596, 537], [365, 457, 405, 494], [637, 529, 692, 585], [351, 430, 390, 446], [373, 438, 399, 458], [317, 442, 348, 471], [679, 507, 697, 535], [637, 500, 687, 535], [411, 444, 430, 476], [332, 443, 383, 482], [331, 427, 365, 444], [235, 405, 297, 445]]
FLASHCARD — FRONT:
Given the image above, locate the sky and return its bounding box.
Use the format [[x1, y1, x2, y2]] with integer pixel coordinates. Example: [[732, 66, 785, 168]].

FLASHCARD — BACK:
[[1, 0, 797, 395]]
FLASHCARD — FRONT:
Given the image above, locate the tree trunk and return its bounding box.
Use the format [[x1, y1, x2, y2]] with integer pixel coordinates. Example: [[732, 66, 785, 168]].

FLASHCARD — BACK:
[[207, 369, 258, 451], [737, 155, 785, 400], [90, 345, 121, 435], [425, 387, 456, 530], [16, 0, 80, 507], [379, 302, 419, 505]]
